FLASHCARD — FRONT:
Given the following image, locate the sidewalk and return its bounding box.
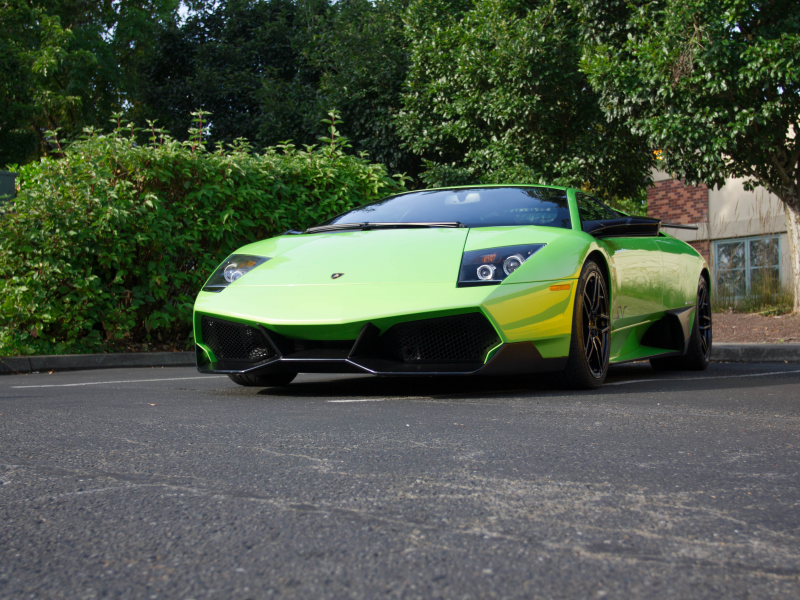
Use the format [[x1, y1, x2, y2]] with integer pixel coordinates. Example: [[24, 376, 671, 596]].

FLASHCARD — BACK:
[[0, 351, 194, 375]]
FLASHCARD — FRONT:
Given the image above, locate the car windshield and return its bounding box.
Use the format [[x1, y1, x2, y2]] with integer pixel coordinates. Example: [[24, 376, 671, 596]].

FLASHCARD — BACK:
[[316, 187, 572, 229]]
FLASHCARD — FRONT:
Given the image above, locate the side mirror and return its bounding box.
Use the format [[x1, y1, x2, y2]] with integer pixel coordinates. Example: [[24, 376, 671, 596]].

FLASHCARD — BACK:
[[582, 217, 661, 238]]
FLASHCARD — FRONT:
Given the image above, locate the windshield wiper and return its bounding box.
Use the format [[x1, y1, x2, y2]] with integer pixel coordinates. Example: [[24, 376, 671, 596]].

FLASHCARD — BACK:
[[305, 221, 465, 234]]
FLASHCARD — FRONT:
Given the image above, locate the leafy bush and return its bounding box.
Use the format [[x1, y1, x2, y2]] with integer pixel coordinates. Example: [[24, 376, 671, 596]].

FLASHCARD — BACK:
[[0, 113, 405, 356]]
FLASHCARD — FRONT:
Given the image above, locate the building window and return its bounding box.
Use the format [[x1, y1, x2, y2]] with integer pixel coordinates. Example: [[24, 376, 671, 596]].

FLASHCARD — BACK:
[[714, 235, 781, 296]]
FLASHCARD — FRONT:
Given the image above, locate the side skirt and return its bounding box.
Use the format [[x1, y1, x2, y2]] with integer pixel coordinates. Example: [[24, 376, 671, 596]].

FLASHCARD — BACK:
[[610, 306, 695, 365]]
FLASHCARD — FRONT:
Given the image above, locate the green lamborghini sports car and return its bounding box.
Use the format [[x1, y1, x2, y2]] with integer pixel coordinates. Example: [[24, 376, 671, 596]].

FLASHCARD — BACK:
[[193, 185, 712, 389]]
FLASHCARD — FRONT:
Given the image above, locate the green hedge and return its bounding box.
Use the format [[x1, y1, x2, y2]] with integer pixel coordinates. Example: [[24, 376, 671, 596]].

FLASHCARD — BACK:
[[0, 114, 405, 356]]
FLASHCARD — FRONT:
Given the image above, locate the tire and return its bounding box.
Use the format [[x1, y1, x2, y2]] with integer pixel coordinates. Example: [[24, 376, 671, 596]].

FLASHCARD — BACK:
[[228, 372, 298, 387], [650, 276, 712, 371], [558, 259, 610, 390]]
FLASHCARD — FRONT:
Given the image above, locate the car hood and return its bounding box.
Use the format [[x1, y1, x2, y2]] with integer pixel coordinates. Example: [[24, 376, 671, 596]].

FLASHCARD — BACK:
[[233, 228, 470, 286]]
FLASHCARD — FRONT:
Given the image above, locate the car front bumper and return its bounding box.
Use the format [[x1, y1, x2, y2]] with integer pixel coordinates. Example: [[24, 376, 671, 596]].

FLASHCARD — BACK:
[[193, 280, 576, 376]]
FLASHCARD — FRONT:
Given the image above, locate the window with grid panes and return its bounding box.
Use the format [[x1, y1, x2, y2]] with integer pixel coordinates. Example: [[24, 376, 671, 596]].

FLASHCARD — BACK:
[[714, 235, 781, 296]]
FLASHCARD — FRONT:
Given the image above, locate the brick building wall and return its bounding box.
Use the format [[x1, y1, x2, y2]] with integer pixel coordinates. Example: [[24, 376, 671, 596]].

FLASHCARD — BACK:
[[647, 178, 711, 264], [647, 178, 709, 224]]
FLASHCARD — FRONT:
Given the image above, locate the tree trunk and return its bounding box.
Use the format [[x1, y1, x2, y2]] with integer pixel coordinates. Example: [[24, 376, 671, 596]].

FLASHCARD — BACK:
[[784, 201, 800, 313]]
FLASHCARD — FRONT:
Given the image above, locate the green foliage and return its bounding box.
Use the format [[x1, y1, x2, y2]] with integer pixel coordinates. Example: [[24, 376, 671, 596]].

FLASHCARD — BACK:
[[137, 0, 419, 178], [0, 1, 89, 165], [603, 187, 648, 217], [139, 0, 321, 149], [302, 0, 417, 177], [0, 112, 405, 356], [578, 0, 799, 206], [0, 0, 180, 166], [579, 0, 800, 310], [396, 0, 656, 201]]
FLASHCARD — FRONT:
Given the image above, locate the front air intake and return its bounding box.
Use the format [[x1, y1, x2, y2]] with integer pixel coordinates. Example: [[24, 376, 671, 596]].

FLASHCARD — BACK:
[[201, 317, 276, 363], [378, 313, 500, 363]]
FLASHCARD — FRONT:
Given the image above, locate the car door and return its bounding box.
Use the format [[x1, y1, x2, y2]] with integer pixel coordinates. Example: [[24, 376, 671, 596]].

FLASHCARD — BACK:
[[575, 194, 664, 330]]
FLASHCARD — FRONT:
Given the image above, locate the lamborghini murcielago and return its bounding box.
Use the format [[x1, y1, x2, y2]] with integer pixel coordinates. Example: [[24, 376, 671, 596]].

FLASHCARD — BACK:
[[194, 185, 712, 389]]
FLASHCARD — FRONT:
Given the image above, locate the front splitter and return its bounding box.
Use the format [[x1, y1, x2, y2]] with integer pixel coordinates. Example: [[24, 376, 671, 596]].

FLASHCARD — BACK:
[[198, 342, 567, 377]]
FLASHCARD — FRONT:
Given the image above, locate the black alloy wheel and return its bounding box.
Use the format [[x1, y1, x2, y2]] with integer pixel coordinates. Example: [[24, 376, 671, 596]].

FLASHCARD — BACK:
[[697, 278, 712, 360], [559, 260, 610, 389], [582, 270, 611, 377]]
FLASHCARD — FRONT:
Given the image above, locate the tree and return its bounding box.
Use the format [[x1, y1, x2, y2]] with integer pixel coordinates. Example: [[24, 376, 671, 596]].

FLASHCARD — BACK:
[[0, 2, 92, 165], [138, 0, 419, 174], [302, 0, 419, 177], [0, 0, 180, 166], [3, 0, 421, 174], [579, 0, 800, 310], [395, 0, 655, 200], [138, 0, 322, 149]]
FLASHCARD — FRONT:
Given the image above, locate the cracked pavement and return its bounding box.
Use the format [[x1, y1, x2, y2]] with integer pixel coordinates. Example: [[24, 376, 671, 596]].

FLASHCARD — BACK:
[[1, 363, 799, 599]]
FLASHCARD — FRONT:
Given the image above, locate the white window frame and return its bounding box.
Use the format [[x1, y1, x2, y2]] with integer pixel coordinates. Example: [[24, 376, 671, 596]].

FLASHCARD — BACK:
[[713, 234, 782, 296]]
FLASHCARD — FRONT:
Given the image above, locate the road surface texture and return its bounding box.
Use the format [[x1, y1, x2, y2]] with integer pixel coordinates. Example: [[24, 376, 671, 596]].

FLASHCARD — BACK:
[[1, 363, 799, 599]]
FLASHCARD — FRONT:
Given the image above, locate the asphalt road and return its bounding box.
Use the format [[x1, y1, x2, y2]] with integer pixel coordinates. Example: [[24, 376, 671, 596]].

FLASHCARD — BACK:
[[1, 363, 799, 600]]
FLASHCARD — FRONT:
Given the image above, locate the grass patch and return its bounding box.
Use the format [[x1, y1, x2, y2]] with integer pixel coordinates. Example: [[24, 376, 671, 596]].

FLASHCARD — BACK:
[[712, 276, 794, 315]]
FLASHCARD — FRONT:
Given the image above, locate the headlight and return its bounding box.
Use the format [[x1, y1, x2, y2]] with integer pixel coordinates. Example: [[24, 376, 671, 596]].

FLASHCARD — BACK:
[[458, 244, 544, 286], [202, 254, 271, 292]]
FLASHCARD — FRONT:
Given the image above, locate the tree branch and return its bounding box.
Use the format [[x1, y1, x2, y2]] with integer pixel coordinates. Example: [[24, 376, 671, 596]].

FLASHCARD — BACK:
[[770, 152, 793, 190], [789, 124, 800, 179]]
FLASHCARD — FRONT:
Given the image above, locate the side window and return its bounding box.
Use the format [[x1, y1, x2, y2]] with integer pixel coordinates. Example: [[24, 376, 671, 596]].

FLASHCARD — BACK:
[[576, 193, 616, 222]]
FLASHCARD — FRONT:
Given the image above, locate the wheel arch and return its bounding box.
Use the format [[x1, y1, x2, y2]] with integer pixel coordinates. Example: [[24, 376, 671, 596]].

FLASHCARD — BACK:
[[700, 267, 711, 288], [557, 247, 612, 389], [700, 266, 712, 310], [585, 249, 612, 305]]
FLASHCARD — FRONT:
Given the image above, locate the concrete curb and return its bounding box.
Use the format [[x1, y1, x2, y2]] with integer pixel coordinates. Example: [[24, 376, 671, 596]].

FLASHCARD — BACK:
[[0, 352, 194, 375], [2, 344, 799, 375], [711, 343, 800, 363]]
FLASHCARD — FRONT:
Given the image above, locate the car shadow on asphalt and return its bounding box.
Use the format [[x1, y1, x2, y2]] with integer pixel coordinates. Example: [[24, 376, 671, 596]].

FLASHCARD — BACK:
[[255, 372, 565, 399], [252, 362, 800, 400]]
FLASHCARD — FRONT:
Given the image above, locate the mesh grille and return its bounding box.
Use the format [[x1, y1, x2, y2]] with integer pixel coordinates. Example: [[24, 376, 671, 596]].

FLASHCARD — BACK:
[[379, 313, 500, 363], [201, 317, 276, 362]]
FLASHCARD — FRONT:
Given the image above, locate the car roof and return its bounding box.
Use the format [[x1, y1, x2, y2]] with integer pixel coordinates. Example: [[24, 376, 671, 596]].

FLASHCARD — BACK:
[[392, 184, 571, 196]]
